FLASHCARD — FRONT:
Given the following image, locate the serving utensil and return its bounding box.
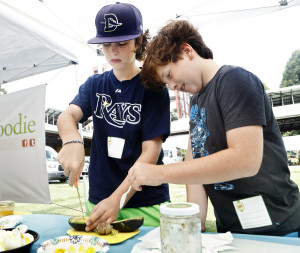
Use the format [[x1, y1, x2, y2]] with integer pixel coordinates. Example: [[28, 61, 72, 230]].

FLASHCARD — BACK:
[[74, 179, 85, 219], [119, 185, 131, 209]]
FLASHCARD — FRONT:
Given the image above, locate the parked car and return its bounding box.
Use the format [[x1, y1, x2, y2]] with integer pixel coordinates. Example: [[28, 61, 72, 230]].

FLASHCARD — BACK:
[[46, 146, 67, 183], [288, 157, 300, 166], [163, 146, 184, 164]]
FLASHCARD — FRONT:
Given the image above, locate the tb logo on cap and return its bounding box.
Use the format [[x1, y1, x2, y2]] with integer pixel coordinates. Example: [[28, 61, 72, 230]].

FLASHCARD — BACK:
[[102, 13, 122, 32]]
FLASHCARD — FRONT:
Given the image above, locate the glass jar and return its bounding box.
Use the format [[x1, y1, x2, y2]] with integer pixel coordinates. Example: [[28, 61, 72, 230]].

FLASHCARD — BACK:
[[0, 200, 15, 217], [160, 202, 202, 253]]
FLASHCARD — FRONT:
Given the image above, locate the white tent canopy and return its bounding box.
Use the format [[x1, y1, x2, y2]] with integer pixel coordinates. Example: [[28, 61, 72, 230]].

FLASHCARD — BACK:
[[1, 0, 300, 90], [0, 0, 96, 85]]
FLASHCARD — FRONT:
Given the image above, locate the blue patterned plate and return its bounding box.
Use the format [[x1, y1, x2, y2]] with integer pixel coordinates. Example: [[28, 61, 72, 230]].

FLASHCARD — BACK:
[[37, 235, 109, 253]]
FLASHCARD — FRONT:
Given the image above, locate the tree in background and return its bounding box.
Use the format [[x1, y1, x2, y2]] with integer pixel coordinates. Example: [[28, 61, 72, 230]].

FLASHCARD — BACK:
[[282, 130, 300, 137], [280, 49, 300, 88], [0, 85, 7, 95], [279, 49, 300, 136], [263, 83, 269, 91]]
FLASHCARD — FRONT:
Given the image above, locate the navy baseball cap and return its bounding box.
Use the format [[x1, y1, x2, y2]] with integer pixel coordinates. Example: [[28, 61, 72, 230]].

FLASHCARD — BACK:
[[88, 2, 143, 44]]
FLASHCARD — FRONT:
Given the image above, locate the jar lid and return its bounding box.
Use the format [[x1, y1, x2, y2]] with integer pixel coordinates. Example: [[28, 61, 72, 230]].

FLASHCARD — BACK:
[[160, 202, 199, 216]]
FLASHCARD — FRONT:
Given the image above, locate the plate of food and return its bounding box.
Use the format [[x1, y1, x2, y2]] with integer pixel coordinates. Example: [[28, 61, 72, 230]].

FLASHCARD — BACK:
[[37, 235, 109, 253]]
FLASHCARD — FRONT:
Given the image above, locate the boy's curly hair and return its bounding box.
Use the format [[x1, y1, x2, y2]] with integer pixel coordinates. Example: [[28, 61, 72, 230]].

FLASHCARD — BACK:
[[135, 29, 150, 61], [141, 20, 213, 91]]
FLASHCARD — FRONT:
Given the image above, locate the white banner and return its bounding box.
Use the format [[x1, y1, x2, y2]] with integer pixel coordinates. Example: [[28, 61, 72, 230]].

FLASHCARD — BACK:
[[0, 85, 50, 203]]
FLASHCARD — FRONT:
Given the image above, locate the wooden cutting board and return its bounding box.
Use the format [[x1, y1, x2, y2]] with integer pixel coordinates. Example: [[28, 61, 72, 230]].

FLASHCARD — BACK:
[[67, 228, 140, 244]]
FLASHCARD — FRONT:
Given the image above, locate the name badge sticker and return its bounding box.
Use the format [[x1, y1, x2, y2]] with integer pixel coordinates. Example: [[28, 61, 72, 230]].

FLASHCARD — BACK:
[[233, 195, 272, 229], [107, 136, 125, 159]]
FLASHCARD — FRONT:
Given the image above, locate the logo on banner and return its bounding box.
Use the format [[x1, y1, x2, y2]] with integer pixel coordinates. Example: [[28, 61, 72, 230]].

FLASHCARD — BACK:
[[0, 113, 36, 136], [22, 139, 36, 147], [0, 113, 37, 147]]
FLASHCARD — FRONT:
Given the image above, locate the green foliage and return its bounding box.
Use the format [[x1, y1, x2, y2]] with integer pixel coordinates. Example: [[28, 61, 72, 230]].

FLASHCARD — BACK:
[[280, 50, 300, 88], [282, 130, 300, 136], [0, 85, 7, 95], [263, 83, 269, 91]]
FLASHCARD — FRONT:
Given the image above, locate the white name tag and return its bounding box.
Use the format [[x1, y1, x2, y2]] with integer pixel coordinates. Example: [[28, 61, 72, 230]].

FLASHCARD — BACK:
[[107, 136, 125, 159], [233, 195, 272, 229]]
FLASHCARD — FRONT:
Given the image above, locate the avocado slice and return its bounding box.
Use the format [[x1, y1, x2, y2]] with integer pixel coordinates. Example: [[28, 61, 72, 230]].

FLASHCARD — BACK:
[[111, 216, 144, 232], [68, 216, 88, 231]]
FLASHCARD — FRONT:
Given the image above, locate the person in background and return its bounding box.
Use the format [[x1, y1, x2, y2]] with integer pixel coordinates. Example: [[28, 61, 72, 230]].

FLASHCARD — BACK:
[[128, 20, 300, 237], [57, 2, 170, 231]]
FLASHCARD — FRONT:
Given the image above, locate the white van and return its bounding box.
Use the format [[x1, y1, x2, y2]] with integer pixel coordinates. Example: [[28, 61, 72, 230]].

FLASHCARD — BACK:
[[46, 146, 67, 182]]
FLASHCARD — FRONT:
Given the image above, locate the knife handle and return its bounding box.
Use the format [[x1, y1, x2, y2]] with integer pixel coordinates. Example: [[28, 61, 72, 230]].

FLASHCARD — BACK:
[[74, 179, 78, 188]]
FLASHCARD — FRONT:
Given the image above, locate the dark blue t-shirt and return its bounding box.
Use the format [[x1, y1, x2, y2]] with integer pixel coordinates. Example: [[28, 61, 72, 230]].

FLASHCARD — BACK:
[[71, 70, 170, 207]]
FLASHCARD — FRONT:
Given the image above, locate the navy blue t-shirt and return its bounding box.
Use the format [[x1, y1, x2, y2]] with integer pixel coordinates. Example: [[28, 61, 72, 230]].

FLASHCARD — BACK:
[[71, 70, 170, 207]]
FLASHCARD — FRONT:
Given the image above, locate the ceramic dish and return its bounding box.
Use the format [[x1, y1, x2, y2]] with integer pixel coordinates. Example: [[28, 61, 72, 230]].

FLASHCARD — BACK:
[[37, 235, 109, 253], [1, 228, 39, 253]]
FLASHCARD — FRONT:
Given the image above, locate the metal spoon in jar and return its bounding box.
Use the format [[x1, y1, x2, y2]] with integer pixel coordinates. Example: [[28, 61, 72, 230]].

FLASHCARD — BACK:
[[119, 185, 131, 209]]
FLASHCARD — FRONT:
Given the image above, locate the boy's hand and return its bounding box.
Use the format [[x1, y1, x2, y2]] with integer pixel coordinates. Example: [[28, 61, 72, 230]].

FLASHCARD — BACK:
[[128, 162, 163, 191], [85, 197, 119, 232], [57, 144, 85, 186]]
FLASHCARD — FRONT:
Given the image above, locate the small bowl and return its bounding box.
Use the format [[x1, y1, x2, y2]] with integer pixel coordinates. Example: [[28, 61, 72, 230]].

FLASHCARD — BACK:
[[2, 228, 39, 253], [0, 201, 15, 217], [37, 235, 109, 253]]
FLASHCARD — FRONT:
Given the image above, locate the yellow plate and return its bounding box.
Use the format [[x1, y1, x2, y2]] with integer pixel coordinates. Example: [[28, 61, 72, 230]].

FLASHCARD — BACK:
[[67, 228, 140, 244]]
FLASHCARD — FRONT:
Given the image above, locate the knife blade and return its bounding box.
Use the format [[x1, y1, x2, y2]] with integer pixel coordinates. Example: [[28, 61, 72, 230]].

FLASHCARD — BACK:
[[74, 179, 85, 219]]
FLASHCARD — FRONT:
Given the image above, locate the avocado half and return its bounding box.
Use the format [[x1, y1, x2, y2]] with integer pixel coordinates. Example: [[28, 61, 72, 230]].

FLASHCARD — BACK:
[[68, 216, 89, 231], [111, 216, 144, 232]]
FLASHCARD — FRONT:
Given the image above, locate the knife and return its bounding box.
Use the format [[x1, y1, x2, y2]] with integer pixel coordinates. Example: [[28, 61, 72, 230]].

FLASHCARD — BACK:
[[74, 179, 85, 219]]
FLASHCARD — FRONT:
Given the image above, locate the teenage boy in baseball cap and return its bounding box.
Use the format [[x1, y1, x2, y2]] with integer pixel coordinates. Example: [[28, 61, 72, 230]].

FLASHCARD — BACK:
[[57, 2, 171, 232]]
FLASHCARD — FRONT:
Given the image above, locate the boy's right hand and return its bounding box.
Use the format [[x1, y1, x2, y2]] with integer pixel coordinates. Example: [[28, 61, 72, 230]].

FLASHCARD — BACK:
[[57, 143, 85, 186]]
